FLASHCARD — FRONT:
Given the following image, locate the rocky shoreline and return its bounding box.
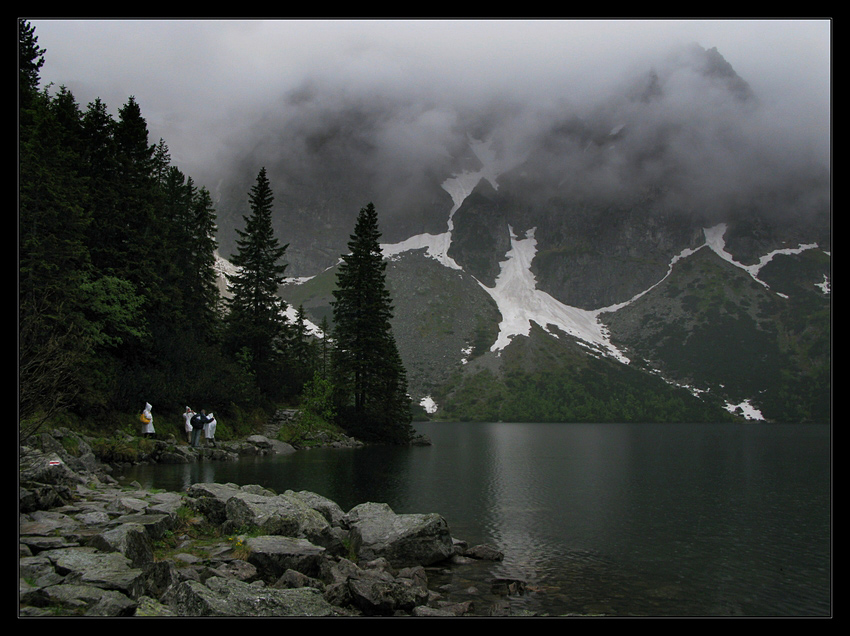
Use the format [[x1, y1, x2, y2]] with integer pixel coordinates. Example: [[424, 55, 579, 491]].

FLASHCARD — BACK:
[[19, 426, 535, 617]]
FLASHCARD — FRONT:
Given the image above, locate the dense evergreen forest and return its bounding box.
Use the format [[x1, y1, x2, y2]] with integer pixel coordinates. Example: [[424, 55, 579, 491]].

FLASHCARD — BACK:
[[19, 21, 412, 444]]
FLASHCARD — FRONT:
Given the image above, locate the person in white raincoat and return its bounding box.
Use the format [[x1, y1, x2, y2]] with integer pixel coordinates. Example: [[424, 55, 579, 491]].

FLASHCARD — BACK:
[[140, 402, 155, 437], [183, 406, 195, 443], [204, 412, 217, 447]]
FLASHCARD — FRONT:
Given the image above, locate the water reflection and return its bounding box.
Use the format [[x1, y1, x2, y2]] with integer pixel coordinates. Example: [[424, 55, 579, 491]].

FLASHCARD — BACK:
[[469, 423, 640, 586]]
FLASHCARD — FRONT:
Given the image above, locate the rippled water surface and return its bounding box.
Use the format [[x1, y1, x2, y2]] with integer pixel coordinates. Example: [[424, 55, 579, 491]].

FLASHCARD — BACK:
[[118, 422, 831, 616]]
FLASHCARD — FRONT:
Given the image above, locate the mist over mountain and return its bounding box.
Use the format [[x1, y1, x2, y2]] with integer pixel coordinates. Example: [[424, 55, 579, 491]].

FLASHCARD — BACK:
[[210, 41, 829, 290]]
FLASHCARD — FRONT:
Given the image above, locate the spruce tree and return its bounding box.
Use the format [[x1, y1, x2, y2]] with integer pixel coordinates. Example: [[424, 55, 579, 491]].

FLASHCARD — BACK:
[[224, 167, 289, 396], [331, 203, 412, 443], [188, 185, 222, 341], [18, 19, 45, 112], [19, 53, 93, 434]]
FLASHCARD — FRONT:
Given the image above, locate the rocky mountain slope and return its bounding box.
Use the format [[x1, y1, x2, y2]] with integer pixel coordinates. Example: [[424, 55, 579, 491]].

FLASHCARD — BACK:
[[216, 43, 830, 424]]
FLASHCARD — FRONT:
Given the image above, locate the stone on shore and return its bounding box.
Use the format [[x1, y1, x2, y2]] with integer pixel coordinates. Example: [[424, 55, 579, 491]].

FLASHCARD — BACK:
[[347, 502, 455, 567], [19, 427, 528, 617]]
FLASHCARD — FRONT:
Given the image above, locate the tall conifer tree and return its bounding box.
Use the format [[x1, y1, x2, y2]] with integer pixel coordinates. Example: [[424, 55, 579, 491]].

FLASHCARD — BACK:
[[225, 167, 289, 396], [188, 185, 222, 340], [18, 19, 45, 112], [331, 203, 412, 443], [19, 32, 93, 433]]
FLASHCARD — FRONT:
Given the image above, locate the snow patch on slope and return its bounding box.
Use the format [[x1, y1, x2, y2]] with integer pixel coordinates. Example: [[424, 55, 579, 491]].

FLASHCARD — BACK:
[[283, 304, 323, 337], [482, 226, 629, 363], [598, 223, 823, 315], [419, 396, 438, 414], [215, 251, 324, 337], [724, 398, 765, 421], [380, 137, 632, 364], [382, 138, 505, 269], [703, 223, 819, 293]]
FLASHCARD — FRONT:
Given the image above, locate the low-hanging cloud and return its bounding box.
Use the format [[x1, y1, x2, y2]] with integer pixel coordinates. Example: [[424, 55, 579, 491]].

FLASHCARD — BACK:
[[29, 19, 830, 230]]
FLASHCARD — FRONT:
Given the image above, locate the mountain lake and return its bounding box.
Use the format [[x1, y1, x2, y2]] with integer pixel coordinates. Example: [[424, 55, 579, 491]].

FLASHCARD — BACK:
[[116, 421, 831, 617]]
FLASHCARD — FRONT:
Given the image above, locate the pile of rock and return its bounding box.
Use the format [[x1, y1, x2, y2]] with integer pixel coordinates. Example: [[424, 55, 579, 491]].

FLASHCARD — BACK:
[[20, 433, 528, 617]]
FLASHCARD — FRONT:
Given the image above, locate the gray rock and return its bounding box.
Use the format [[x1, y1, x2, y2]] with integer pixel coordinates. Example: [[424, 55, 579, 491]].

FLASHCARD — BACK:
[[106, 495, 149, 516], [348, 502, 454, 567], [224, 491, 344, 554], [20, 484, 74, 513], [40, 583, 137, 616], [22, 510, 81, 537], [163, 576, 337, 616], [157, 450, 192, 464], [239, 484, 276, 496], [111, 512, 174, 541], [208, 559, 259, 583], [285, 489, 348, 528], [89, 523, 154, 567], [433, 600, 476, 616], [40, 547, 147, 599], [185, 482, 244, 524], [20, 535, 79, 553], [141, 560, 181, 600], [273, 568, 324, 590], [346, 567, 430, 616], [147, 492, 185, 516], [412, 605, 458, 616], [322, 556, 361, 586], [133, 595, 177, 616], [244, 435, 276, 452], [19, 578, 51, 608], [245, 535, 327, 581], [20, 554, 55, 579], [74, 510, 111, 525], [465, 543, 504, 561]]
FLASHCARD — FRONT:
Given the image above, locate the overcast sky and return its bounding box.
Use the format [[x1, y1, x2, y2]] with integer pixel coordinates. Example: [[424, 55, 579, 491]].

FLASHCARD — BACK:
[[26, 18, 831, 194]]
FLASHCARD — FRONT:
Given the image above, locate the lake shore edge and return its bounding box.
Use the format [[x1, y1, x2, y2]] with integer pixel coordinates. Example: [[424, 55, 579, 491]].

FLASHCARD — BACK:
[[20, 426, 537, 617]]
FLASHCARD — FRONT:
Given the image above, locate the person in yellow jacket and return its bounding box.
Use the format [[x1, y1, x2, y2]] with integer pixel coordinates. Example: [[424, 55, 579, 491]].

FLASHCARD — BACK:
[[140, 402, 155, 438]]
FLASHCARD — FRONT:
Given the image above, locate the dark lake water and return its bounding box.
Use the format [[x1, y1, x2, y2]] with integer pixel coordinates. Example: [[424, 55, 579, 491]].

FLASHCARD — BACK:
[[117, 421, 831, 617]]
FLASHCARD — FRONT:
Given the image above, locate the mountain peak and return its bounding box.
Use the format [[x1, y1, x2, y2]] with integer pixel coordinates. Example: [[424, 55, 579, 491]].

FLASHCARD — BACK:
[[674, 42, 755, 102]]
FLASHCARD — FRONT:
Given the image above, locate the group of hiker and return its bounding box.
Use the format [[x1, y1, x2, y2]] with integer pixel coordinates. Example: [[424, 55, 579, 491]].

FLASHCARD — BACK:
[[138, 402, 217, 447], [183, 406, 217, 448]]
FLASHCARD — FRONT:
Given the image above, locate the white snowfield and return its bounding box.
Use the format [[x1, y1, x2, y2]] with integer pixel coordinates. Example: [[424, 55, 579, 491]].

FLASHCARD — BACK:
[[484, 226, 627, 362]]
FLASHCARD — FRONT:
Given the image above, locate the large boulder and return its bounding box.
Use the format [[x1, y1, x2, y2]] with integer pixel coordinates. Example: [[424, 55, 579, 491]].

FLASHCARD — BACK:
[[345, 567, 430, 616], [38, 428, 102, 475], [162, 576, 337, 616], [184, 482, 247, 524], [38, 583, 138, 616], [347, 502, 454, 567], [88, 523, 154, 568], [19, 448, 85, 513], [186, 484, 346, 554], [39, 547, 147, 599], [285, 489, 348, 528], [224, 491, 344, 553], [245, 535, 327, 581]]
